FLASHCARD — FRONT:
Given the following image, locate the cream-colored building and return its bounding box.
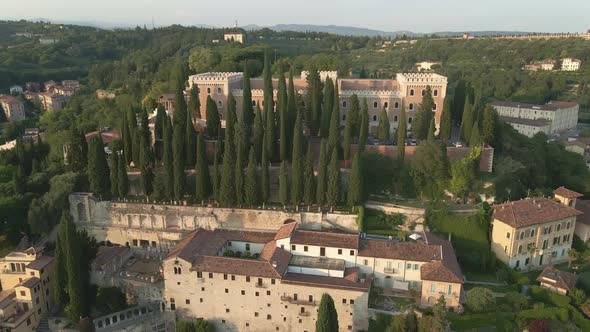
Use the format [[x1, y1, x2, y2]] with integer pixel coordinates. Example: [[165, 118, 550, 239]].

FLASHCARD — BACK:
[[0, 246, 54, 332], [415, 61, 441, 71], [491, 187, 583, 269], [561, 57, 582, 71], [0, 94, 25, 122], [224, 33, 244, 44], [186, 71, 447, 135], [163, 223, 463, 331], [491, 101, 578, 137]]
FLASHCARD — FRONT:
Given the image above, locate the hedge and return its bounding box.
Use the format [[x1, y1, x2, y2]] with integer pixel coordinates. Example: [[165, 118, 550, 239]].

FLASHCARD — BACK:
[[357, 205, 366, 232], [568, 305, 590, 331], [529, 285, 571, 307], [517, 307, 569, 321]]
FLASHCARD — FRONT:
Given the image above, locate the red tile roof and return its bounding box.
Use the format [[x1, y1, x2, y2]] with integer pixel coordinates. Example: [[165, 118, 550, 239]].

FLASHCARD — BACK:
[[290, 229, 359, 249], [282, 267, 370, 292], [274, 221, 297, 240], [25, 255, 54, 271], [536, 265, 578, 292], [493, 197, 582, 228], [358, 239, 441, 262], [553, 187, 583, 199], [422, 232, 464, 284]]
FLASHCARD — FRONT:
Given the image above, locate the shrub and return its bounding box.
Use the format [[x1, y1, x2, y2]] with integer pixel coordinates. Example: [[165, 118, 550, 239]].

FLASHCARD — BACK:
[[570, 288, 587, 306], [578, 272, 590, 294], [569, 305, 590, 331], [357, 205, 366, 232], [530, 285, 571, 307], [465, 287, 496, 312], [505, 291, 528, 310], [517, 307, 568, 321], [95, 286, 126, 314]]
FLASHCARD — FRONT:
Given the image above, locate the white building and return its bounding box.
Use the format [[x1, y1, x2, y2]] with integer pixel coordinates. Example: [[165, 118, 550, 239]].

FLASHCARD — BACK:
[[415, 61, 442, 71], [561, 58, 582, 71], [224, 33, 245, 44], [9, 85, 23, 95], [491, 100, 578, 137]]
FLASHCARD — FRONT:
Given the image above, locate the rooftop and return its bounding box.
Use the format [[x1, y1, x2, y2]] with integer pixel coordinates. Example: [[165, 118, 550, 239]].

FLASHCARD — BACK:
[[15, 277, 39, 289], [575, 200, 590, 226], [289, 255, 345, 271], [553, 186, 583, 199], [290, 229, 359, 249], [25, 255, 54, 271], [493, 196, 582, 228], [536, 265, 578, 291], [358, 239, 441, 262], [499, 116, 550, 127], [492, 100, 578, 111], [282, 267, 370, 292]]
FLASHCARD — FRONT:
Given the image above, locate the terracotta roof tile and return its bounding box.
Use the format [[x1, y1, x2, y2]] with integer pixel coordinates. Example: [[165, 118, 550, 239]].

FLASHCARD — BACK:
[[553, 187, 583, 199], [274, 221, 297, 240], [493, 197, 582, 228], [15, 277, 40, 289], [25, 255, 54, 271], [423, 232, 464, 284], [290, 229, 359, 249], [190, 256, 282, 278], [358, 239, 441, 262], [282, 267, 370, 292], [536, 265, 578, 292]]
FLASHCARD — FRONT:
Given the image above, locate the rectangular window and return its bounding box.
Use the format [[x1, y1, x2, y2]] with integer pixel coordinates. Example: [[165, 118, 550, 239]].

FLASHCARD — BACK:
[[185, 299, 190, 304], [224, 274, 228, 280], [430, 283, 436, 293], [241, 290, 245, 295], [350, 250, 354, 256], [227, 241, 232, 247], [406, 263, 411, 269], [225, 288, 229, 293], [197, 271, 202, 278], [246, 243, 250, 251], [271, 279, 275, 285], [209, 273, 213, 279], [364, 259, 369, 265], [342, 299, 347, 304], [231, 275, 236, 281], [304, 246, 308, 252], [246, 276, 250, 282], [413, 264, 419, 270], [291, 245, 296, 250], [447, 285, 452, 295], [338, 249, 342, 255], [320, 247, 326, 256], [350, 299, 355, 304]]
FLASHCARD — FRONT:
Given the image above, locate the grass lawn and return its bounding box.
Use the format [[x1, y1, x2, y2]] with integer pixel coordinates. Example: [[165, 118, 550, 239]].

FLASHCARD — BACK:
[[463, 271, 499, 283], [364, 209, 405, 237], [449, 312, 516, 331], [463, 283, 518, 293], [428, 211, 489, 253]]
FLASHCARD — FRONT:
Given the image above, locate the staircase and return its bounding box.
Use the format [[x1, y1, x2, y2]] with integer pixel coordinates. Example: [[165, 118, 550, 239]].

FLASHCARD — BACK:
[[36, 316, 50, 332]]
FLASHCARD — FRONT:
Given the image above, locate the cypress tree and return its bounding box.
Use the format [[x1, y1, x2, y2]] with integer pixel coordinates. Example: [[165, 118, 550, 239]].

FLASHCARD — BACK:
[[347, 94, 360, 137], [428, 117, 436, 141], [244, 148, 259, 207], [188, 84, 201, 119], [358, 98, 369, 153], [87, 135, 111, 198], [242, 62, 255, 137], [279, 67, 289, 161], [64, 213, 85, 323], [195, 133, 211, 202], [316, 140, 328, 206], [326, 148, 341, 210], [378, 107, 390, 142], [128, 108, 139, 166], [397, 102, 407, 162], [261, 134, 270, 203], [482, 105, 497, 146], [212, 141, 221, 202], [185, 106, 196, 166], [460, 92, 473, 142], [53, 217, 68, 307], [226, 92, 237, 146], [321, 77, 334, 138], [139, 126, 153, 170], [327, 100, 340, 160], [308, 69, 323, 136], [121, 112, 132, 166], [109, 147, 119, 198], [173, 122, 186, 200], [206, 96, 221, 139], [347, 153, 363, 208], [253, 105, 264, 162], [439, 98, 452, 143], [163, 116, 174, 199], [235, 119, 246, 206], [303, 143, 316, 206], [413, 86, 436, 140], [13, 164, 26, 194], [140, 165, 153, 197], [264, 101, 275, 162], [279, 161, 289, 207], [117, 149, 128, 198], [291, 113, 304, 206], [154, 104, 166, 160], [262, 49, 275, 160], [287, 69, 297, 149], [219, 111, 236, 206], [316, 293, 339, 332], [67, 129, 88, 171], [469, 122, 481, 147], [131, 129, 140, 167]]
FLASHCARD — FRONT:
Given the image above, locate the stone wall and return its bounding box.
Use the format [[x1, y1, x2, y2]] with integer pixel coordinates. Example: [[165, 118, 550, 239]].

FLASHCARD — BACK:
[[69, 193, 359, 249], [364, 200, 425, 231]]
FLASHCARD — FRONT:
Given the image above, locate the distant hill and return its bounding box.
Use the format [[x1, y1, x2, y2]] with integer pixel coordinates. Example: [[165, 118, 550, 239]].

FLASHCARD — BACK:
[[242, 24, 536, 38]]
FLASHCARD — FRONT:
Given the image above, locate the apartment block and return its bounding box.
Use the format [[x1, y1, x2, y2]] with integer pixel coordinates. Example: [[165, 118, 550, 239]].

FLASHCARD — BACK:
[[0, 94, 25, 122]]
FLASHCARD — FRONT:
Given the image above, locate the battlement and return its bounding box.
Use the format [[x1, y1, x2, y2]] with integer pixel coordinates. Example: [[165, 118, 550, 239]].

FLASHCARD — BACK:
[[189, 72, 243, 82], [396, 72, 448, 85], [339, 89, 400, 97], [300, 71, 338, 82]]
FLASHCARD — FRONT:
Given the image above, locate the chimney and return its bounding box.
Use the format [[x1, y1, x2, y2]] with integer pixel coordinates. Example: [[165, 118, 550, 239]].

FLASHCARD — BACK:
[[271, 261, 277, 268]]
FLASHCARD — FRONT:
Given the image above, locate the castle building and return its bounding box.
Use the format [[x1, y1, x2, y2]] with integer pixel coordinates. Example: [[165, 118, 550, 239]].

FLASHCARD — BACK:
[[186, 71, 447, 135], [163, 222, 463, 331], [491, 100, 578, 137], [0, 246, 54, 332], [491, 187, 583, 269]]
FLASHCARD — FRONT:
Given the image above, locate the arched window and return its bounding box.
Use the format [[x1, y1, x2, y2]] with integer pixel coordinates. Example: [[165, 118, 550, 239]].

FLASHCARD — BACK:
[[217, 87, 222, 94], [342, 115, 346, 121], [433, 104, 437, 110], [433, 89, 438, 97], [342, 101, 347, 108], [530, 229, 535, 237], [566, 222, 571, 229], [518, 245, 523, 254], [217, 100, 222, 108], [421, 89, 426, 96], [394, 116, 398, 122], [384, 102, 389, 109], [252, 100, 256, 106], [408, 117, 412, 124], [519, 232, 524, 240], [373, 101, 378, 108], [207, 88, 211, 94], [173, 267, 178, 274], [410, 89, 415, 96], [409, 103, 414, 111], [557, 224, 561, 231], [394, 101, 399, 109], [373, 115, 377, 122]]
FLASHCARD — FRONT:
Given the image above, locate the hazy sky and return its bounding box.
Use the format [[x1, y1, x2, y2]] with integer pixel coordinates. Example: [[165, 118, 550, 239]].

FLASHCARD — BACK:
[[2, 0, 590, 33]]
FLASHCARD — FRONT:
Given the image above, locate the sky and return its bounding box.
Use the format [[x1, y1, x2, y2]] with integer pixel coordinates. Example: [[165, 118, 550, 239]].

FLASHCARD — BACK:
[[2, 0, 590, 33]]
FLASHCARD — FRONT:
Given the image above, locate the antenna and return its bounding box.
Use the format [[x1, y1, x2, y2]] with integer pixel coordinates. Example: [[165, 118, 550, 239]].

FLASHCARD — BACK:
[[235, 20, 238, 28], [152, 16, 155, 29]]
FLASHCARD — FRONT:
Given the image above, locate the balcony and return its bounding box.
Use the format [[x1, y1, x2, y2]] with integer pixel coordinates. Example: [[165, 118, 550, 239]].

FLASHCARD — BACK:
[[298, 311, 311, 317], [255, 283, 267, 289], [196, 278, 205, 283], [383, 267, 395, 274], [279, 296, 317, 306], [1, 269, 25, 275]]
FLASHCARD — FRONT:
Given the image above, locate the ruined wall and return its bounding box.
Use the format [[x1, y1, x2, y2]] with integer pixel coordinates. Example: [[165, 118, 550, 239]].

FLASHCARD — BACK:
[[69, 193, 359, 248]]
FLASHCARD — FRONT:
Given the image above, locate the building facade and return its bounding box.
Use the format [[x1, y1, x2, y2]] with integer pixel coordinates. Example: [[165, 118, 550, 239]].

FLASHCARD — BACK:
[[223, 33, 245, 44], [0, 94, 25, 122], [491, 188, 582, 269], [186, 71, 448, 135], [0, 246, 54, 332], [163, 223, 463, 331], [561, 58, 582, 71], [491, 101, 578, 137]]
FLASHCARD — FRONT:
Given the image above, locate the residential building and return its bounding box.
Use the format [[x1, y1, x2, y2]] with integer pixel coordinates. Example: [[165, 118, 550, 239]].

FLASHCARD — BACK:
[[491, 100, 578, 137], [187, 71, 448, 135], [561, 57, 582, 71], [0, 94, 26, 122], [563, 137, 590, 169], [158, 94, 177, 112], [523, 59, 556, 71], [536, 265, 578, 295], [9, 85, 23, 95], [0, 245, 54, 332], [163, 222, 463, 331], [415, 61, 441, 71], [24, 92, 67, 111], [224, 32, 245, 43], [491, 188, 582, 269], [25, 82, 41, 92], [22, 128, 40, 143]]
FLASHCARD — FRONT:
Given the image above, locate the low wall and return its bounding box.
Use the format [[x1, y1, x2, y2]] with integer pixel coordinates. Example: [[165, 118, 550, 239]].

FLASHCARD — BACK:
[[365, 200, 425, 230]]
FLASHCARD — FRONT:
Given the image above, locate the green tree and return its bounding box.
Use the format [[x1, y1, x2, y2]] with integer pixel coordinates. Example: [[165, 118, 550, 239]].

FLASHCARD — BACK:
[[67, 129, 88, 171], [244, 148, 259, 207], [347, 153, 363, 208], [306, 68, 323, 136], [449, 148, 480, 201], [212, 141, 221, 201], [154, 104, 166, 159], [413, 86, 435, 140], [358, 98, 369, 153], [242, 62, 255, 137], [427, 118, 436, 141], [412, 140, 449, 199], [326, 148, 341, 210], [460, 93, 474, 143], [63, 213, 87, 322], [264, 102, 275, 162], [316, 140, 328, 206], [185, 106, 196, 166], [261, 136, 270, 203], [173, 123, 186, 200], [386, 314, 408, 332], [195, 133, 211, 202], [482, 105, 497, 146], [378, 107, 390, 142], [205, 96, 221, 139], [163, 116, 174, 199], [321, 77, 334, 138], [87, 136, 111, 198], [140, 164, 153, 197], [188, 47, 219, 73], [121, 110, 132, 166], [262, 49, 275, 160], [439, 99, 452, 143], [253, 105, 264, 162], [53, 217, 68, 307], [469, 122, 481, 147], [13, 164, 27, 194], [219, 101, 236, 206], [117, 150, 128, 198], [188, 84, 201, 119], [278, 67, 289, 161], [466, 287, 496, 312], [303, 143, 316, 207], [287, 69, 298, 151], [347, 94, 360, 137], [316, 293, 339, 332], [327, 100, 341, 160], [291, 113, 304, 206], [234, 120, 246, 206], [279, 161, 289, 206], [396, 103, 408, 163]]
